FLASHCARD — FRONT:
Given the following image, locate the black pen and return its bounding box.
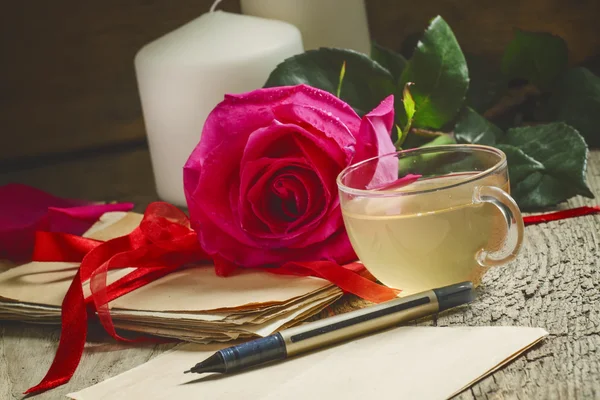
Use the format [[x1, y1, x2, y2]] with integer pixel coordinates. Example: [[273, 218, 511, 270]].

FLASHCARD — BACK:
[[184, 281, 475, 375]]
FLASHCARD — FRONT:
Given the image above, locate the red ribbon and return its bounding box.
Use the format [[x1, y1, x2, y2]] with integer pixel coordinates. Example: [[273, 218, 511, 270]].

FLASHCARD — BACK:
[[523, 206, 600, 225], [25, 202, 398, 394]]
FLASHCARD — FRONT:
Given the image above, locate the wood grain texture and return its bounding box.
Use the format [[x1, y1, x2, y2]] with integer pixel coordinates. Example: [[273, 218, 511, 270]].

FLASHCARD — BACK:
[[0, 0, 241, 163], [366, 0, 600, 64], [2, 0, 600, 162], [0, 145, 157, 209], [0, 149, 599, 398]]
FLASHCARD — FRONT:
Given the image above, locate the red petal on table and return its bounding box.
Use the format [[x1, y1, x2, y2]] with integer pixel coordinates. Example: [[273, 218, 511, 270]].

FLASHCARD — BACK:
[[46, 203, 135, 234], [370, 174, 422, 191], [0, 183, 133, 262], [0, 184, 83, 261]]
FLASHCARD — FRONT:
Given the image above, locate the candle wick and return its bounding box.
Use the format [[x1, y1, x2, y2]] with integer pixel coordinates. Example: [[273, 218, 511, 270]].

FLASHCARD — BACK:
[[209, 0, 224, 12]]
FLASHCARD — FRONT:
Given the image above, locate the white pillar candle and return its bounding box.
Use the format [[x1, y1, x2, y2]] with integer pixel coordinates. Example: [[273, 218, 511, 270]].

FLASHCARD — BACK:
[[240, 0, 371, 54], [135, 6, 303, 207]]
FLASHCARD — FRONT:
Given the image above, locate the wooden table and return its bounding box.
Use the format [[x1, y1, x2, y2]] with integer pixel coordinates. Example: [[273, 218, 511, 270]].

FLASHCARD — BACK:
[[1, 146, 599, 399]]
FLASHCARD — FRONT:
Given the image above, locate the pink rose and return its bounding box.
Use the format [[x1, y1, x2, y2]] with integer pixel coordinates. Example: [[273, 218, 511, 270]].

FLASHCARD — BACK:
[[184, 84, 396, 271]]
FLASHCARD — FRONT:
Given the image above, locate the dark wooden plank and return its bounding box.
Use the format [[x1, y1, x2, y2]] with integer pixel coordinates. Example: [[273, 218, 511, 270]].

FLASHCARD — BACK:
[[366, 0, 600, 64], [0, 145, 158, 208], [2, 0, 600, 163], [0, 0, 241, 163]]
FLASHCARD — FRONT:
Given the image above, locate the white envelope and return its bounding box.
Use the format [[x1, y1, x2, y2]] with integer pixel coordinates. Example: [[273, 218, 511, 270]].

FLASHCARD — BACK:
[[68, 326, 548, 400]]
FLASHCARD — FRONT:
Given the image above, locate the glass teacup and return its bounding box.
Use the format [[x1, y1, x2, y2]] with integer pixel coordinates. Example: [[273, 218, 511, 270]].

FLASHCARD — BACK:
[[337, 145, 524, 296]]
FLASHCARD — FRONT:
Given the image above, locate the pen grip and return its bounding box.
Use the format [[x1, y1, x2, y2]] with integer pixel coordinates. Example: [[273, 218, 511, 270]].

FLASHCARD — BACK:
[[280, 292, 439, 356], [220, 333, 287, 372]]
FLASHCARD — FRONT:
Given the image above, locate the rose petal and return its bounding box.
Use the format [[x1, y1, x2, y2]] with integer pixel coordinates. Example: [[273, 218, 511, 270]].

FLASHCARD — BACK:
[[239, 156, 306, 211], [291, 135, 340, 201], [353, 95, 399, 188], [273, 103, 355, 165], [185, 138, 252, 247], [240, 119, 346, 171], [0, 184, 133, 262], [286, 204, 345, 249], [249, 167, 325, 237], [371, 173, 422, 191], [188, 187, 356, 268], [241, 121, 340, 209], [272, 174, 309, 219], [226, 84, 361, 136], [47, 203, 135, 234], [213, 218, 355, 268], [0, 184, 82, 261], [240, 157, 324, 239], [240, 121, 348, 245], [195, 84, 360, 164], [242, 160, 327, 243]]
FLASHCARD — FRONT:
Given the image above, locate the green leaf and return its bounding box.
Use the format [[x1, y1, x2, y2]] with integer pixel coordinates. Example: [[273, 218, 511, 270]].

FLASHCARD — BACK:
[[500, 123, 593, 209], [400, 130, 434, 149], [371, 42, 407, 79], [580, 53, 600, 77], [396, 82, 417, 140], [402, 83, 416, 124], [495, 144, 545, 184], [501, 30, 568, 89], [465, 54, 507, 113], [265, 48, 396, 116], [398, 134, 457, 175], [420, 134, 457, 147], [549, 67, 600, 147], [454, 107, 503, 146], [336, 61, 346, 98], [394, 125, 408, 149], [398, 16, 469, 129]]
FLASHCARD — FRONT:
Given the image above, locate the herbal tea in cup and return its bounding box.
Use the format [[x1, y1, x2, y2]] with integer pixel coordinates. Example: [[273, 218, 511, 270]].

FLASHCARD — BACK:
[[337, 145, 524, 296]]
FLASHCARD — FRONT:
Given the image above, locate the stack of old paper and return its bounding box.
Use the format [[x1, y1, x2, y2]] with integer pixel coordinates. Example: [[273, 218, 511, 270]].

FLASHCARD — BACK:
[[0, 212, 342, 343]]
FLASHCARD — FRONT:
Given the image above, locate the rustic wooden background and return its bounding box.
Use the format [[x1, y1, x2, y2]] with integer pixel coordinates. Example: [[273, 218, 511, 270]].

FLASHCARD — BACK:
[[1, 0, 599, 170], [1, 3, 600, 398]]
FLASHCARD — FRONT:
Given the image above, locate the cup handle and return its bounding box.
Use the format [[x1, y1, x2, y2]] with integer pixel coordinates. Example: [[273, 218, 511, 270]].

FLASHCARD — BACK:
[[472, 185, 525, 267]]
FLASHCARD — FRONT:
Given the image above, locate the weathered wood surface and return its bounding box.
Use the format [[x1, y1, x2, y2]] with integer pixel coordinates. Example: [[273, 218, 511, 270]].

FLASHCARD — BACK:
[[0, 0, 242, 164], [367, 0, 600, 65], [0, 149, 599, 399]]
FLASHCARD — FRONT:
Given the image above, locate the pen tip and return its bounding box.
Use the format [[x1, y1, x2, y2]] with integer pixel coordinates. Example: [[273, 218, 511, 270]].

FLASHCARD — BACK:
[[184, 369, 192, 374]]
